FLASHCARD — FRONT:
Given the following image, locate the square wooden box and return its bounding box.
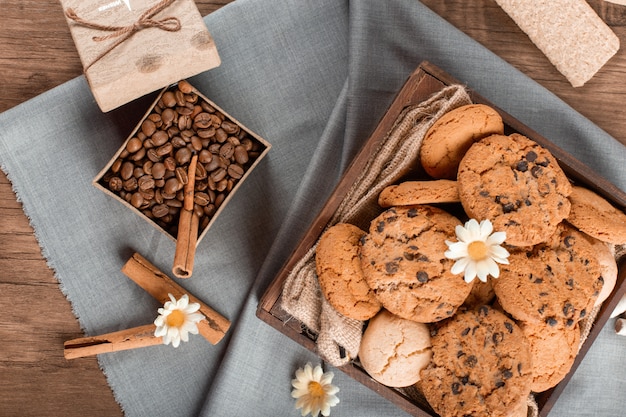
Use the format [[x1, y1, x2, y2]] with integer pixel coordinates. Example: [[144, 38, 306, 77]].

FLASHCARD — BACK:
[[93, 81, 271, 246], [257, 62, 626, 416]]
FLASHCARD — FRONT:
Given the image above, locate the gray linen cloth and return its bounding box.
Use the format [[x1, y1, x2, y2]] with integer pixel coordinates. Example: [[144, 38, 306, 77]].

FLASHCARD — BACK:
[[1, 0, 625, 416]]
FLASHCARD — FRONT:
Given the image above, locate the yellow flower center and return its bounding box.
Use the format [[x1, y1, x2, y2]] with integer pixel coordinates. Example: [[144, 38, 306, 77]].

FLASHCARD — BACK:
[[308, 381, 325, 399], [166, 309, 185, 328], [467, 240, 488, 261]]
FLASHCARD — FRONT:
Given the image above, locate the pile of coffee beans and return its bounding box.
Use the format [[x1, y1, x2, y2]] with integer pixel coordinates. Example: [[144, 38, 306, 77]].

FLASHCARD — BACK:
[[99, 80, 266, 239]]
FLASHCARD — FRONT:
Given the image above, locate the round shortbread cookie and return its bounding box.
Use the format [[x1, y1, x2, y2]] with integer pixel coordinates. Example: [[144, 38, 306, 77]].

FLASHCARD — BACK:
[[420, 104, 504, 179], [493, 222, 603, 328], [419, 306, 532, 417], [315, 223, 381, 320], [378, 180, 460, 208], [360, 205, 472, 323], [519, 320, 580, 393], [567, 185, 626, 244], [358, 309, 432, 387], [457, 133, 572, 247]]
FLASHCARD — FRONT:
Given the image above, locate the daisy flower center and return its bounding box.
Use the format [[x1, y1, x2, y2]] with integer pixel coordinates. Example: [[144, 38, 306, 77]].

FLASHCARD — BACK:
[[307, 381, 325, 399], [166, 309, 185, 328], [467, 240, 488, 261]]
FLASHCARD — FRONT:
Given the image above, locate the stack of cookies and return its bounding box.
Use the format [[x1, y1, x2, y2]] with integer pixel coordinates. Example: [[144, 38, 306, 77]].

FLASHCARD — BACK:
[[314, 104, 626, 417]]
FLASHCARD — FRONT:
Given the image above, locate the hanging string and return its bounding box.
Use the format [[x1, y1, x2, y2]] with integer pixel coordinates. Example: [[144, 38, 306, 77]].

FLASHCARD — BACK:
[[65, 0, 181, 71]]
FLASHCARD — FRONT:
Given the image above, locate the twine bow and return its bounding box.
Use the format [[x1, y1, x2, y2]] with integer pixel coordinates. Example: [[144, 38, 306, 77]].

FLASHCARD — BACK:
[[65, 0, 181, 71]]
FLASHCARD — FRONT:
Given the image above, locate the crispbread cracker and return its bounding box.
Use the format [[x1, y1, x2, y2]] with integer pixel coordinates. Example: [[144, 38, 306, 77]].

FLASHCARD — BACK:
[[495, 0, 620, 87]]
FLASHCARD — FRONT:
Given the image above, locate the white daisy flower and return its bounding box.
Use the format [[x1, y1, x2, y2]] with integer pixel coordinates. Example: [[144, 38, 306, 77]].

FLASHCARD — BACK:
[[444, 218, 510, 283], [291, 362, 340, 417], [154, 293, 204, 348]]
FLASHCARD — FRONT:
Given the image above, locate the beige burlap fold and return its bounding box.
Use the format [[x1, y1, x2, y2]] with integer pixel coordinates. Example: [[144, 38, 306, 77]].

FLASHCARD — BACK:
[[281, 84, 472, 365]]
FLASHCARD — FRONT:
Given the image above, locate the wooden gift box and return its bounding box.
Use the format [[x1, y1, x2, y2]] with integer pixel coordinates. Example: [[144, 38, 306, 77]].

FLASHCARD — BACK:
[[61, 0, 221, 112], [93, 81, 271, 246], [257, 62, 626, 417]]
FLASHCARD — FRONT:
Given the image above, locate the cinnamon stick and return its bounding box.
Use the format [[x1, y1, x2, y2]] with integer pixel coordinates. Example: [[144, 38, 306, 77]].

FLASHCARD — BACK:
[[173, 154, 199, 278], [64, 324, 161, 359], [122, 252, 230, 345]]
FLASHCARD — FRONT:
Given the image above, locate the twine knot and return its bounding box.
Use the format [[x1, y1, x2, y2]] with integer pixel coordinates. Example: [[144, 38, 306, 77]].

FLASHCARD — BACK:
[[65, 0, 181, 71]]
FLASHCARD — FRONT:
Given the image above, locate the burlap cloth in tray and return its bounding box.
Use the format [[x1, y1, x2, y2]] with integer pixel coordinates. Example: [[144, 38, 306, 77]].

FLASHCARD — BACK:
[[280, 83, 619, 417]]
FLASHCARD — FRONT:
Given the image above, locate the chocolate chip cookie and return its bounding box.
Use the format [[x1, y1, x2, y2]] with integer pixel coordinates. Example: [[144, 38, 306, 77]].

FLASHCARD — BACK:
[[492, 222, 603, 328], [457, 133, 572, 246], [360, 205, 472, 323], [419, 306, 532, 417]]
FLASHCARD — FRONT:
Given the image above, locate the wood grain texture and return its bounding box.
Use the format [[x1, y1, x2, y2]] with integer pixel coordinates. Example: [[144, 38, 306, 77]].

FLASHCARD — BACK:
[[0, 1, 624, 416]]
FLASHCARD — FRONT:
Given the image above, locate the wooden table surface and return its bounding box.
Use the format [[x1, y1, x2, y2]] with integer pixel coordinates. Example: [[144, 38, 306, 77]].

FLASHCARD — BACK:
[[0, 1, 624, 416]]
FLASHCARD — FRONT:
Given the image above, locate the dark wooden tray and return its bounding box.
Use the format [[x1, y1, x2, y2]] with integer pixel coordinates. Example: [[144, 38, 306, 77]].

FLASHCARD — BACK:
[[256, 61, 626, 417]]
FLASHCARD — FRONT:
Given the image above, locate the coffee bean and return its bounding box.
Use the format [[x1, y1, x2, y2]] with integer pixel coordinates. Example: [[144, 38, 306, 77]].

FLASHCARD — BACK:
[[161, 108, 176, 127], [175, 147, 192, 165], [138, 175, 155, 191], [215, 128, 228, 143], [109, 176, 123, 191], [234, 145, 249, 164], [197, 127, 216, 139], [220, 142, 235, 159], [195, 163, 207, 180], [123, 177, 138, 192], [191, 136, 203, 151], [151, 130, 169, 147], [221, 120, 239, 135], [152, 204, 169, 218], [120, 161, 135, 180], [198, 149, 213, 164], [227, 163, 244, 179], [156, 142, 173, 157], [141, 119, 156, 137], [126, 137, 143, 153], [130, 192, 144, 208], [178, 80, 193, 94], [210, 167, 227, 182], [175, 166, 188, 185], [194, 192, 210, 206], [111, 158, 122, 173], [147, 148, 160, 162], [163, 156, 177, 171], [171, 136, 186, 148], [194, 112, 212, 129], [164, 177, 181, 195]]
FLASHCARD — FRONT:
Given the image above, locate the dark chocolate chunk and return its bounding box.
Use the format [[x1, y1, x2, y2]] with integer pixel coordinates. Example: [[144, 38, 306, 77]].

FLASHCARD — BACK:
[[385, 262, 398, 274], [464, 355, 478, 368], [417, 271, 429, 283], [526, 151, 537, 162], [516, 160, 529, 172]]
